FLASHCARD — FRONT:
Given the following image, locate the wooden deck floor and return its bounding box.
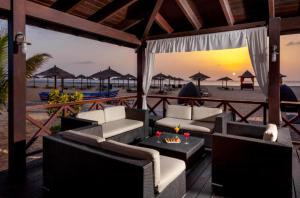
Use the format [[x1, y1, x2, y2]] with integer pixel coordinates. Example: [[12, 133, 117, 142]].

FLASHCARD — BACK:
[[0, 149, 299, 198]]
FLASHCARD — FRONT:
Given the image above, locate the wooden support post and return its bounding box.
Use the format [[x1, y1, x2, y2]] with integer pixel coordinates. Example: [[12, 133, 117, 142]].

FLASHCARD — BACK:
[[8, 0, 27, 177], [268, 17, 281, 125], [136, 43, 146, 109]]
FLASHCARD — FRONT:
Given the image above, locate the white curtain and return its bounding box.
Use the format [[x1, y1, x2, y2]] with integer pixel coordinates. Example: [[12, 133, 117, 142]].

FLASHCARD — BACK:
[[245, 28, 269, 95], [142, 27, 268, 109], [142, 51, 155, 109]]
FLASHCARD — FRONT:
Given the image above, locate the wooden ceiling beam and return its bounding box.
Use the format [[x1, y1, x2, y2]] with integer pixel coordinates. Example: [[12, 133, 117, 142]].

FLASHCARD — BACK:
[[88, 0, 138, 23], [268, 0, 275, 18], [115, 19, 143, 31], [146, 21, 266, 40], [143, 0, 164, 38], [281, 16, 300, 35], [155, 13, 174, 34], [176, 0, 202, 30], [50, 0, 83, 12], [219, 0, 235, 25], [4, 1, 141, 46]]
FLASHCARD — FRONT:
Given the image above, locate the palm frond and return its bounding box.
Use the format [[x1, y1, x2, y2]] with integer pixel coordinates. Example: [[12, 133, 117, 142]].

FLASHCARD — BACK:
[[26, 53, 52, 78]]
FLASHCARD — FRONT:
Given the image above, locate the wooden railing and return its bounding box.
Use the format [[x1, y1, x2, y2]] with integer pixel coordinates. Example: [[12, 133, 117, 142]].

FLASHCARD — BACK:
[[281, 101, 300, 139], [25, 96, 137, 156], [25, 95, 300, 156]]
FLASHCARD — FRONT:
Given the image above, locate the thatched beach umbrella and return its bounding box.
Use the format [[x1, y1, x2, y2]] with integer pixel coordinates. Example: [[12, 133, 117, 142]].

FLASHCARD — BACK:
[[153, 73, 168, 91], [87, 77, 93, 88], [166, 75, 174, 87], [90, 67, 122, 96], [189, 72, 210, 89], [44, 75, 52, 88], [123, 74, 136, 89], [76, 74, 86, 90], [37, 65, 75, 90], [217, 76, 233, 89], [31, 75, 39, 88]]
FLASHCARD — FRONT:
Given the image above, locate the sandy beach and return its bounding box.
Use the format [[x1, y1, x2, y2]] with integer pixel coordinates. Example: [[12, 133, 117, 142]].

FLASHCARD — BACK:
[[1, 84, 300, 171]]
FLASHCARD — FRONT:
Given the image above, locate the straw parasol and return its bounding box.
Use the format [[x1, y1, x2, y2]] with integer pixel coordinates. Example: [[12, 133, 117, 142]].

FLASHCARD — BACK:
[[37, 65, 75, 90], [176, 77, 184, 87], [189, 72, 210, 89], [90, 67, 122, 96], [123, 74, 136, 89], [217, 76, 233, 89], [153, 73, 168, 91], [76, 74, 86, 90], [166, 75, 174, 87], [31, 75, 39, 88]]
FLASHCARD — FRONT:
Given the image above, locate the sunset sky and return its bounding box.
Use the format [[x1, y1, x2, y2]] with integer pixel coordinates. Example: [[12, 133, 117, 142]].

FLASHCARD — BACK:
[[1, 20, 300, 81]]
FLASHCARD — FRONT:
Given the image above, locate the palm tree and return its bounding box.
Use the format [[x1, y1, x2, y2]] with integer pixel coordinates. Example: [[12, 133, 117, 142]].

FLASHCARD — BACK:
[[0, 33, 52, 111]]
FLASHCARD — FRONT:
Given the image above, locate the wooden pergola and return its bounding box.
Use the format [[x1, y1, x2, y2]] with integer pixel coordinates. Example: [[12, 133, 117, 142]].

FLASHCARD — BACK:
[[1, 0, 300, 177]]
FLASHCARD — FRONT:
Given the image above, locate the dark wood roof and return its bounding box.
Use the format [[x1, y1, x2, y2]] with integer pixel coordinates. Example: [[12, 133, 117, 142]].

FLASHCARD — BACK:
[[1, 0, 300, 47]]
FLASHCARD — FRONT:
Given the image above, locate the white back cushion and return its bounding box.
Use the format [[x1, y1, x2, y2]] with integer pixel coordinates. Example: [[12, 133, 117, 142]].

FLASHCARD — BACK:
[[61, 130, 105, 147], [104, 106, 126, 122], [166, 105, 192, 120], [263, 124, 278, 142], [101, 140, 160, 187], [192, 106, 223, 122], [77, 110, 105, 124]]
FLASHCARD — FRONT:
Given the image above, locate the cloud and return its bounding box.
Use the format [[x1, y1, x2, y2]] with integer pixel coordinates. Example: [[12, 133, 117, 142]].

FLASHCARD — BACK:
[[286, 41, 300, 46]]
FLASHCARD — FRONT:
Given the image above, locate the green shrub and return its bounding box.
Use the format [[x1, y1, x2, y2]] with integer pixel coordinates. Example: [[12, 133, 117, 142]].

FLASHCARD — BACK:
[[47, 89, 83, 116]]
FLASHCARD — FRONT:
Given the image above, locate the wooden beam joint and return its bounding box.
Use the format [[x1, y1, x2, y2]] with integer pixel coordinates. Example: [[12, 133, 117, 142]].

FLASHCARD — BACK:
[[143, 0, 164, 39]]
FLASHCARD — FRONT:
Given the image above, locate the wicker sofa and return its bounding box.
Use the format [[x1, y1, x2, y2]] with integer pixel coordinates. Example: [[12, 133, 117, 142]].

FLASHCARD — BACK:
[[43, 131, 186, 198], [61, 106, 149, 144], [212, 122, 293, 197], [155, 105, 233, 147]]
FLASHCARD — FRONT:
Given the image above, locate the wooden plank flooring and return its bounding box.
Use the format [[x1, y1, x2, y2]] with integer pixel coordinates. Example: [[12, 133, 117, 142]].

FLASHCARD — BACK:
[[0, 149, 299, 198]]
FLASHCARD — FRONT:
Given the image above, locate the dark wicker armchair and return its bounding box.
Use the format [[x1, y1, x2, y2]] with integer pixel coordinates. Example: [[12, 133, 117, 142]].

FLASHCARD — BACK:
[[212, 122, 293, 197]]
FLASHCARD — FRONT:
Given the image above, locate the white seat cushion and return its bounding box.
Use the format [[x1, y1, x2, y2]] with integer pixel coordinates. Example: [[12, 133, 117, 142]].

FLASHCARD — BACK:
[[158, 155, 186, 193], [192, 106, 222, 122], [100, 140, 160, 187], [76, 110, 105, 124], [263, 124, 278, 142], [166, 105, 192, 120], [156, 117, 192, 128], [101, 119, 143, 138], [60, 130, 105, 147], [156, 118, 212, 133], [104, 106, 126, 122], [184, 121, 214, 133]]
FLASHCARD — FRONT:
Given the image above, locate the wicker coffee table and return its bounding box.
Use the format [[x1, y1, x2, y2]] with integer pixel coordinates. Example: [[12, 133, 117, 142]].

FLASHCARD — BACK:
[[139, 133, 205, 168]]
